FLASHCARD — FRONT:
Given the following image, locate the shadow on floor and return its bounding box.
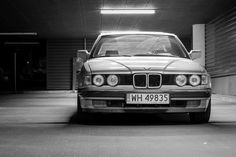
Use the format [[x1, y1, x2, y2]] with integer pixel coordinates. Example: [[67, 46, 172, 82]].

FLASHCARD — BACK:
[[68, 111, 192, 125]]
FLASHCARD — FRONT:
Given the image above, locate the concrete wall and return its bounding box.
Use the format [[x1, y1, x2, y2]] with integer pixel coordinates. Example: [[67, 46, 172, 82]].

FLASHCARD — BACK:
[[212, 75, 236, 96]]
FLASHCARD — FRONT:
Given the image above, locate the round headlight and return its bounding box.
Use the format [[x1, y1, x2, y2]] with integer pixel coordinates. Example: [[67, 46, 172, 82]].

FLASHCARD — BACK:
[[189, 75, 200, 86], [93, 75, 104, 86], [107, 75, 119, 86], [176, 75, 187, 87]]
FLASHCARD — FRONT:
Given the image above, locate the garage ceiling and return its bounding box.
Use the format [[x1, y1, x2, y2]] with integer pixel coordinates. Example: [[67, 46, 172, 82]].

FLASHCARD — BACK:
[[0, 0, 235, 39]]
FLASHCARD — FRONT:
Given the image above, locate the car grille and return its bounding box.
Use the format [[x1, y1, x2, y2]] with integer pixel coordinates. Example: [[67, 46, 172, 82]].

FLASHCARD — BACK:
[[133, 74, 146, 87], [149, 74, 161, 88], [133, 74, 161, 88]]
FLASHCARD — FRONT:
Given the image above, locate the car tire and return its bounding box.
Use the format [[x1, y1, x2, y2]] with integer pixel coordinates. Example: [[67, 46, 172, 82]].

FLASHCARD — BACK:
[[189, 99, 211, 124], [77, 96, 87, 122]]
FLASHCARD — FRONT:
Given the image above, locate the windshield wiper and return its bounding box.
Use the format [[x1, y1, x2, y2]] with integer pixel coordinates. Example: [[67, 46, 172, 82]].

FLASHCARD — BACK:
[[133, 54, 156, 56], [119, 55, 132, 57], [133, 53, 180, 57], [96, 55, 131, 58], [155, 54, 180, 57]]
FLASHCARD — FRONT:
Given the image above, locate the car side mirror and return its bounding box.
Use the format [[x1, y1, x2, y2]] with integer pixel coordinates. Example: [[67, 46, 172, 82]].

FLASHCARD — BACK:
[[189, 50, 201, 60], [76, 50, 90, 72], [77, 50, 89, 61]]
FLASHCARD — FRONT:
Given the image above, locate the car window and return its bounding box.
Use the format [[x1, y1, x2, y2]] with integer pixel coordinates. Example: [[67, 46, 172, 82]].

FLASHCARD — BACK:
[[92, 35, 188, 58]]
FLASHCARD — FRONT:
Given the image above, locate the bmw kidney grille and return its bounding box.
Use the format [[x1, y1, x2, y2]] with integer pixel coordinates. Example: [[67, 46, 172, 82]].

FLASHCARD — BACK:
[[133, 74, 161, 88]]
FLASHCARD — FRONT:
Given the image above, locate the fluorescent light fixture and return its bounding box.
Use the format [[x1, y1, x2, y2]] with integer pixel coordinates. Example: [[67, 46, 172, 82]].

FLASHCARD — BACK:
[[100, 30, 140, 33], [101, 9, 155, 14], [4, 42, 40, 45], [0, 32, 37, 36]]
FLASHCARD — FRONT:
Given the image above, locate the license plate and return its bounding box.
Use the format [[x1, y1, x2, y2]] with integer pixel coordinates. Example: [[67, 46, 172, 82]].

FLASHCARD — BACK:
[[126, 93, 169, 104]]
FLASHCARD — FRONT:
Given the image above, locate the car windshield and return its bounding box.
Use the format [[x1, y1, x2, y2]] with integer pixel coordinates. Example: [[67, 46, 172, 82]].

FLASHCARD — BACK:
[[92, 34, 188, 58]]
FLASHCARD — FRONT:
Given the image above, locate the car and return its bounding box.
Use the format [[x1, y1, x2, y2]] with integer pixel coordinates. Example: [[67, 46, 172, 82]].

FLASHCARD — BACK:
[[76, 31, 211, 123]]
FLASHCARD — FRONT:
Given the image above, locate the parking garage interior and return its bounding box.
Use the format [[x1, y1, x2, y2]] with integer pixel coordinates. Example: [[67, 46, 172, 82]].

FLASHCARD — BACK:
[[0, 1, 236, 157], [0, 0, 235, 95]]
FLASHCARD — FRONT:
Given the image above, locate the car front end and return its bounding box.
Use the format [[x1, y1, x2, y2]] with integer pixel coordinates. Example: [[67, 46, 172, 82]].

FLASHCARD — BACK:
[[78, 58, 211, 114], [77, 32, 212, 123]]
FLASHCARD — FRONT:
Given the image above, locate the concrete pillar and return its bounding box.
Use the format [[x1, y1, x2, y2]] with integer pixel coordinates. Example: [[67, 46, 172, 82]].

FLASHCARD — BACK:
[[192, 24, 205, 67]]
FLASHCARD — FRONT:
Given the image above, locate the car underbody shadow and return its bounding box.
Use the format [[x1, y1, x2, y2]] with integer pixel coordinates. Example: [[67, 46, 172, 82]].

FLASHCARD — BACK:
[[68, 111, 191, 125]]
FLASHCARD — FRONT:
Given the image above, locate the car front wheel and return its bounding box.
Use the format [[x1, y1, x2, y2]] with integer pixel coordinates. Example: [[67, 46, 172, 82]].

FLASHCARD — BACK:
[[189, 99, 211, 123], [77, 96, 88, 122]]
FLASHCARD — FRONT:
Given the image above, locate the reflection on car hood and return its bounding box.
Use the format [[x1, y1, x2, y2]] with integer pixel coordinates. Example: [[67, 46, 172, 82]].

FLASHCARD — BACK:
[[87, 57, 205, 73]]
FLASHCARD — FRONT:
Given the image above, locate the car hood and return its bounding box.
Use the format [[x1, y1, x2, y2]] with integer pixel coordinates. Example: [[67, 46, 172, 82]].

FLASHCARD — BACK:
[[87, 57, 205, 73]]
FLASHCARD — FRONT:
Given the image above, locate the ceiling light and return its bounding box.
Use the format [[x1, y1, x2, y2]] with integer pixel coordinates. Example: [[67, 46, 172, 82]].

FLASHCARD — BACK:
[[0, 32, 37, 36], [101, 9, 155, 15], [4, 42, 40, 45]]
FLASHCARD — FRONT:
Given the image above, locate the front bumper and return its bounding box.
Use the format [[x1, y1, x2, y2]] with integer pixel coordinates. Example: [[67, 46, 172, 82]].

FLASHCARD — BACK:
[[78, 86, 211, 113]]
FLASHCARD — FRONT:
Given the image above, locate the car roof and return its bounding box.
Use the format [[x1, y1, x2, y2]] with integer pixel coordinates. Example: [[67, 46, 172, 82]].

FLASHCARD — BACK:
[[99, 31, 177, 37]]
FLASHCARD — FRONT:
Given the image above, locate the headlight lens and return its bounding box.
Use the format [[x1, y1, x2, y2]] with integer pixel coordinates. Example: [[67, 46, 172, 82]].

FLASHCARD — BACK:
[[201, 75, 208, 85], [107, 75, 119, 86], [175, 75, 187, 86], [189, 75, 201, 86], [93, 75, 104, 86]]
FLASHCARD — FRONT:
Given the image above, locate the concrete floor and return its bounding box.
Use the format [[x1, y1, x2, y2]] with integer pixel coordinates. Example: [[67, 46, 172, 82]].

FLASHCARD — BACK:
[[0, 93, 236, 157]]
